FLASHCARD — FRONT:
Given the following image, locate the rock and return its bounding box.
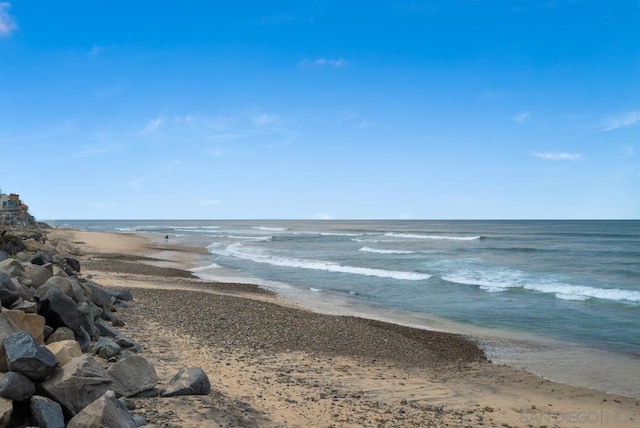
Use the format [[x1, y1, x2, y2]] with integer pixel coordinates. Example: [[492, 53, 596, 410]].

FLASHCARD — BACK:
[[46, 340, 82, 366], [0, 312, 19, 372], [43, 276, 75, 299], [95, 319, 120, 338], [76, 302, 100, 340], [0, 371, 36, 401], [24, 238, 47, 252], [1, 309, 46, 343], [0, 271, 24, 307], [111, 289, 134, 302], [0, 397, 12, 427], [0, 233, 26, 255], [67, 390, 136, 428], [46, 326, 75, 344], [0, 251, 9, 262], [107, 355, 158, 397], [90, 337, 122, 360], [3, 331, 58, 381], [27, 251, 53, 266], [30, 395, 65, 428], [161, 367, 211, 397], [133, 415, 146, 427], [34, 283, 90, 350], [86, 282, 113, 308], [0, 258, 24, 278], [65, 257, 81, 273], [20, 263, 52, 287], [43, 324, 54, 341], [39, 354, 112, 416], [10, 298, 38, 313]]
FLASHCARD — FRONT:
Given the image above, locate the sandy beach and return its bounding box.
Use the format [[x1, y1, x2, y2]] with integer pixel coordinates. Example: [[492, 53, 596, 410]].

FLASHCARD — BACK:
[[48, 228, 639, 427]]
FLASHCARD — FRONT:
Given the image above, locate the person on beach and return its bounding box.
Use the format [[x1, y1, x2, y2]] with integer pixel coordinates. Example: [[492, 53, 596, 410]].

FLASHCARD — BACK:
[[165, 234, 169, 241]]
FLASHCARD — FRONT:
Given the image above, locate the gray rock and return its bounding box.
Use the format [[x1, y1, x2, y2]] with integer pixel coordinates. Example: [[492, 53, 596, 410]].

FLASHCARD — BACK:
[[21, 263, 53, 287], [0, 258, 25, 277], [76, 301, 99, 340], [86, 282, 113, 308], [43, 276, 75, 299], [4, 331, 58, 381], [40, 354, 112, 416], [111, 289, 134, 302], [46, 326, 75, 344], [107, 355, 158, 397], [95, 319, 120, 338], [67, 390, 136, 428], [34, 283, 90, 350], [10, 298, 38, 313], [90, 337, 122, 360], [0, 251, 9, 262], [0, 270, 24, 307], [161, 367, 211, 397], [30, 395, 65, 428], [133, 415, 146, 427], [0, 371, 36, 401]]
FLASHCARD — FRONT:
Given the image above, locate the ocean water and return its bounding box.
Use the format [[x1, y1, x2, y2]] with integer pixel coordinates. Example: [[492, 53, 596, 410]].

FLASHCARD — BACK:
[[50, 220, 640, 397]]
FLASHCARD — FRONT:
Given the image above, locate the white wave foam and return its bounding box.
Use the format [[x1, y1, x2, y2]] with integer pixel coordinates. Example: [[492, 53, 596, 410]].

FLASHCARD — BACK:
[[190, 263, 221, 272], [385, 233, 481, 241], [359, 247, 415, 255], [443, 269, 640, 303], [213, 244, 431, 281], [253, 226, 287, 231]]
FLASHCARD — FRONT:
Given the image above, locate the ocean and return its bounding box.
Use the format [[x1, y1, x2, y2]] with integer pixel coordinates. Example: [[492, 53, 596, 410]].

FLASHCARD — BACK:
[[49, 219, 640, 397]]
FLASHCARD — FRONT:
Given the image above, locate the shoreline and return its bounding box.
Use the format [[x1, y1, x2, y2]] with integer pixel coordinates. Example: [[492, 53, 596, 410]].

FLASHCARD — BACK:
[[48, 228, 640, 427]]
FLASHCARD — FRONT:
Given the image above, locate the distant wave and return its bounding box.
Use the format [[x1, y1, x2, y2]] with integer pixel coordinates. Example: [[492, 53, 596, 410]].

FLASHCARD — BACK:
[[359, 247, 416, 255], [384, 233, 482, 241], [442, 269, 640, 303], [253, 226, 287, 231], [212, 244, 431, 281]]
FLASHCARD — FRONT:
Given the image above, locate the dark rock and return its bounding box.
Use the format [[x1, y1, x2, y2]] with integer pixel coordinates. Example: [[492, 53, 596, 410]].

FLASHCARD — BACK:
[[43, 324, 54, 341], [10, 298, 38, 313], [161, 367, 211, 397], [67, 390, 136, 428], [28, 252, 53, 266], [0, 371, 36, 401], [115, 335, 138, 349], [76, 301, 100, 340], [4, 331, 58, 381], [0, 271, 24, 307], [45, 326, 75, 344], [107, 355, 158, 397], [39, 354, 112, 416], [95, 319, 120, 338], [135, 388, 159, 398], [90, 337, 122, 360], [64, 257, 81, 273], [0, 251, 9, 262], [0, 258, 24, 277], [31, 395, 65, 428], [0, 233, 26, 255], [133, 415, 146, 427], [86, 282, 113, 308], [112, 289, 134, 302], [34, 283, 90, 350]]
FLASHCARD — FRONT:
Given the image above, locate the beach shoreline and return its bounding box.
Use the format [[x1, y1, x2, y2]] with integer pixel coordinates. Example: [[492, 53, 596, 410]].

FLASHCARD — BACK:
[[48, 228, 640, 427]]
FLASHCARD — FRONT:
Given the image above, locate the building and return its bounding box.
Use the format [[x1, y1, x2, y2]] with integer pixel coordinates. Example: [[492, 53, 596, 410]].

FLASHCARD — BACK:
[[0, 192, 33, 226]]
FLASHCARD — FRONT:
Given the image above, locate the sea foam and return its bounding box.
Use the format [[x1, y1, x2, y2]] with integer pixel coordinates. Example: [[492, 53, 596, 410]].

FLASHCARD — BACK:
[[384, 233, 482, 241]]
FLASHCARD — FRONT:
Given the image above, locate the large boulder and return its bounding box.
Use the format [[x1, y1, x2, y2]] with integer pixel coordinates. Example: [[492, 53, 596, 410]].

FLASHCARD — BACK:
[[46, 340, 82, 366], [0, 371, 36, 402], [0, 251, 9, 262], [161, 367, 211, 397], [46, 327, 75, 344], [0, 259, 24, 278], [34, 283, 90, 351], [76, 302, 100, 340], [0, 312, 19, 372], [85, 282, 113, 309], [30, 395, 65, 428], [0, 233, 26, 255], [39, 354, 112, 416], [0, 271, 26, 307], [2, 309, 46, 343], [42, 276, 75, 299], [64, 257, 81, 273], [21, 263, 53, 287], [3, 331, 58, 381], [67, 390, 136, 428], [107, 355, 158, 397]]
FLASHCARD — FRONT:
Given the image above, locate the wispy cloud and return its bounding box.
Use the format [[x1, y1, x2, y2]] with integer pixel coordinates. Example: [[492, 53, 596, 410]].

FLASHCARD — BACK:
[[299, 58, 348, 68], [140, 117, 164, 135], [0, 2, 17, 37], [252, 113, 280, 127], [513, 112, 531, 123], [601, 110, 640, 132], [532, 152, 584, 161]]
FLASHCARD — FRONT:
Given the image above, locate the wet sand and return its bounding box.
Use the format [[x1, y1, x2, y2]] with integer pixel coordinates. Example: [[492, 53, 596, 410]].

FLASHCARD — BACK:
[[49, 228, 640, 427]]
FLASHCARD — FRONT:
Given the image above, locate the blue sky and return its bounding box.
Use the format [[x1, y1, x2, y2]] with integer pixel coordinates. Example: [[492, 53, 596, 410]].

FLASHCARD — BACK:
[[1, 1, 638, 219]]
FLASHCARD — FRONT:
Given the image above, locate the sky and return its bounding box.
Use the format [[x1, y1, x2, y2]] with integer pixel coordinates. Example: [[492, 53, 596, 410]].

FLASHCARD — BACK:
[[1, 1, 638, 220]]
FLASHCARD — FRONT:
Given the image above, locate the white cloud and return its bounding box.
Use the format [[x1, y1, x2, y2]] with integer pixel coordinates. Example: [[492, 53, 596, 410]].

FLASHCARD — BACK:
[[0, 2, 17, 37], [601, 110, 640, 132], [252, 113, 280, 127], [532, 152, 584, 161], [513, 112, 531, 123], [140, 116, 164, 134], [299, 58, 348, 68]]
